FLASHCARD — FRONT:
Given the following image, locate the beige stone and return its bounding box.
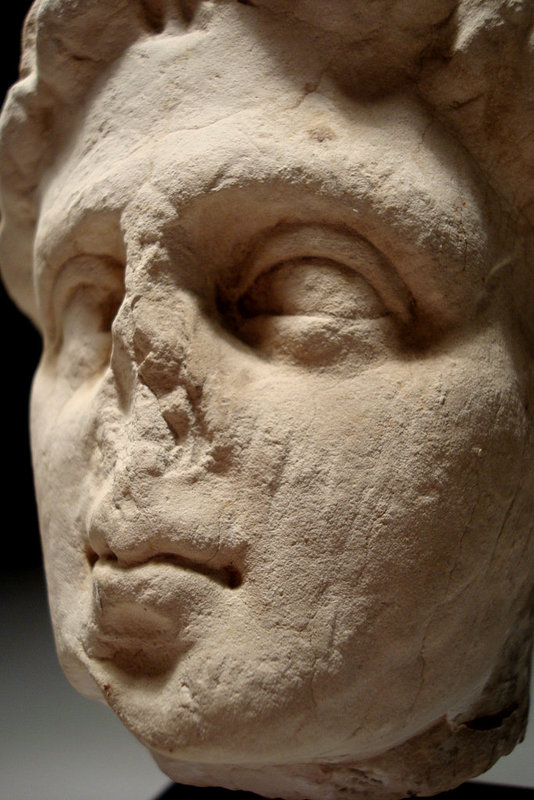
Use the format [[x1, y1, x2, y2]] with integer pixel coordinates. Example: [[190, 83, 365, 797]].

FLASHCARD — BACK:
[[1, 1, 534, 798]]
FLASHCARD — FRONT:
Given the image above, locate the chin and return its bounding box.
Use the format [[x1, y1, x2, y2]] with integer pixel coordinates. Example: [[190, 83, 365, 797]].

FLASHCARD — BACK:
[[149, 620, 532, 800]]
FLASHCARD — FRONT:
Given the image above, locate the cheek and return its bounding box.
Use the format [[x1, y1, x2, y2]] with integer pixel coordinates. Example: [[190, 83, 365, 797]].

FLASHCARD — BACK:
[[229, 331, 529, 702], [30, 364, 94, 497], [29, 364, 100, 599]]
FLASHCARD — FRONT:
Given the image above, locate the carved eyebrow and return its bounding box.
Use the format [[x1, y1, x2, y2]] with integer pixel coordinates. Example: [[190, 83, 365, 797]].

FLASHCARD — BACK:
[[232, 224, 415, 325]]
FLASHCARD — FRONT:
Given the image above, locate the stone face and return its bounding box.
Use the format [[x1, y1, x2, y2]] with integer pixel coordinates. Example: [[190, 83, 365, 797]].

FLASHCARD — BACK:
[[1, 1, 534, 798]]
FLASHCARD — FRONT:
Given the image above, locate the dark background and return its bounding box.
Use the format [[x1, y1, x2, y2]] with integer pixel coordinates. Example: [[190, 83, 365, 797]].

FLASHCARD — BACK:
[[1, 0, 42, 571]]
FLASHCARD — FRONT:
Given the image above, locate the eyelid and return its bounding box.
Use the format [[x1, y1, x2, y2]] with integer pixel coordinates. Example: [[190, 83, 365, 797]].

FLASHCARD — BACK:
[[235, 225, 415, 325]]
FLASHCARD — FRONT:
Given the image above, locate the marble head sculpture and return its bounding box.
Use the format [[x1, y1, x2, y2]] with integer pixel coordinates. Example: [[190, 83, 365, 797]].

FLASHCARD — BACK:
[[2, 0, 534, 797]]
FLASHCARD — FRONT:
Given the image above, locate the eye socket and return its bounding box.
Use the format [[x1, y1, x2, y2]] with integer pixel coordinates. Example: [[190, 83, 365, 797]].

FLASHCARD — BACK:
[[48, 255, 124, 388], [219, 226, 413, 369]]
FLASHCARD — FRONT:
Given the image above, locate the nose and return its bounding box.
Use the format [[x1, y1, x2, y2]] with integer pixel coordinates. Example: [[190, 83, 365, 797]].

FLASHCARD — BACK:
[[86, 468, 246, 588], [110, 286, 203, 440], [87, 476, 217, 565], [85, 261, 239, 568], [81, 187, 246, 566], [102, 292, 224, 491]]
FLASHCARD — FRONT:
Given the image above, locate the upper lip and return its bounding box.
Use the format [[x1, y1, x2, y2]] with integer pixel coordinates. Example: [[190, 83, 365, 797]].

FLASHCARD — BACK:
[[84, 482, 246, 590]]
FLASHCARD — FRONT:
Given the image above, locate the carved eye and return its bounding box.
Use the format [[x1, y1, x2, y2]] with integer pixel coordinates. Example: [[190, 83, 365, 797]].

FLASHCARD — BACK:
[[50, 256, 124, 387], [223, 227, 412, 369], [237, 258, 388, 321]]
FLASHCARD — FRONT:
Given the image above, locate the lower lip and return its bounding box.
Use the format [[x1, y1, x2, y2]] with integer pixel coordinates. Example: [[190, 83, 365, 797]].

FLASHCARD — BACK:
[[90, 556, 227, 616], [83, 558, 229, 674]]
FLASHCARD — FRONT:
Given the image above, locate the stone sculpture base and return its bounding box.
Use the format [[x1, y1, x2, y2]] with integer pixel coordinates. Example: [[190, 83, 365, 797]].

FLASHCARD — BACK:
[[155, 783, 533, 800]]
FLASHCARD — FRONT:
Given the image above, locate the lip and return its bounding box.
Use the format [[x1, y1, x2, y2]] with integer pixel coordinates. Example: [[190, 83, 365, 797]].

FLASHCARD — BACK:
[[88, 550, 242, 590], [83, 553, 240, 675], [86, 554, 242, 635]]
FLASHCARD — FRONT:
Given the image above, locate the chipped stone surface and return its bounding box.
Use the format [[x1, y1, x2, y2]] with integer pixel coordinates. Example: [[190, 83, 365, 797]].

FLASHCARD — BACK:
[[1, 1, 534, 798]]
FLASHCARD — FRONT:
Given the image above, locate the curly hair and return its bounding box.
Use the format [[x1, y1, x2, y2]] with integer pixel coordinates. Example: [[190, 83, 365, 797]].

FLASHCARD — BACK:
[[1, 0, 533, 323]]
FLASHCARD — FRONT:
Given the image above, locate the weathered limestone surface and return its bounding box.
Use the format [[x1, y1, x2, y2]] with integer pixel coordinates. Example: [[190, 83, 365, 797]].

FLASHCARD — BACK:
[[1, 2, 534, 798]]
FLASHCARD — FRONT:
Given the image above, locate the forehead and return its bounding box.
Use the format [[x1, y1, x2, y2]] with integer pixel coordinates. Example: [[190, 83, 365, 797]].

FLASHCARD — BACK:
[[33, 0, 461, 169], [34, 1, 504, 321]]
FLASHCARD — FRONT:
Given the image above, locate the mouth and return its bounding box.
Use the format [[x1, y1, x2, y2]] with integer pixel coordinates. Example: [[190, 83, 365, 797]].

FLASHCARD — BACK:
[[86, 548, 243, 590], [82, 548, 242, 677]]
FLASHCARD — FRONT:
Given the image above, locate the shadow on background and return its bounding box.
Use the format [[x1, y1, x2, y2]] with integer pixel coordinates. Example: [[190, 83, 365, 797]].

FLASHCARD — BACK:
[[155, 782, 534, 799]]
